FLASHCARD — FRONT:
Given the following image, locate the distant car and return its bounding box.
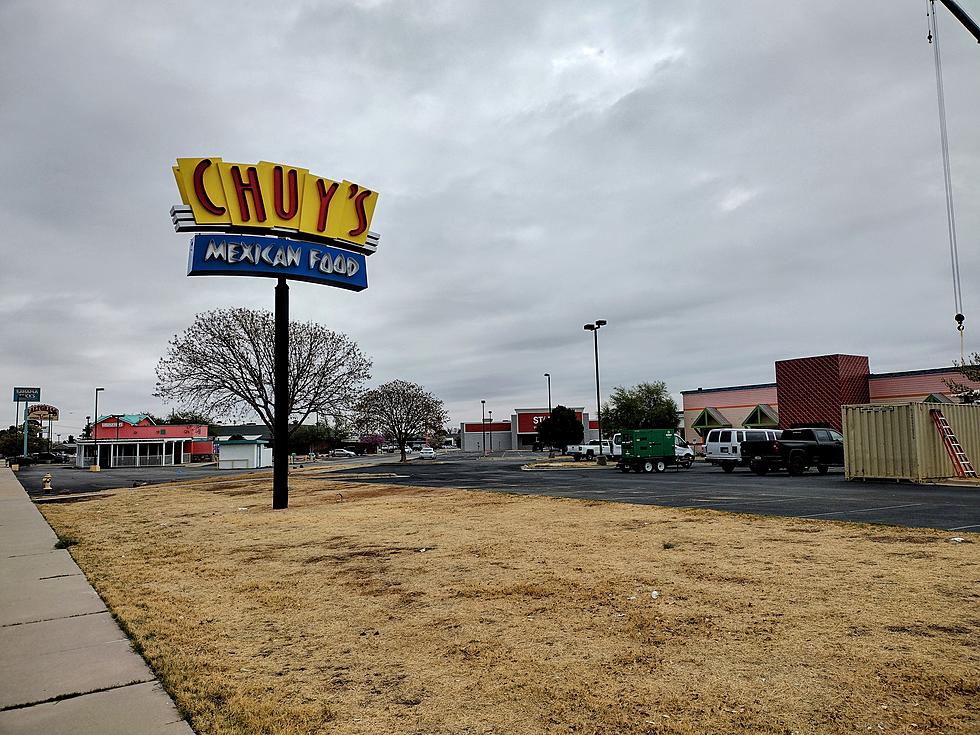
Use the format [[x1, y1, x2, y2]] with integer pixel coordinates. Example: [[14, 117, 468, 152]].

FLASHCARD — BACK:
[[330, 448, 356, 457], [418, 447, 436, 459], [7, 455, 36, 466], [33, 452, 68, 464]]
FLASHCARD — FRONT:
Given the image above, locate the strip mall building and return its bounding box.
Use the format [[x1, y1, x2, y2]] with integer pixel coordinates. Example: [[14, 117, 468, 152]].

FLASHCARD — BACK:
[[681, 354, 978, 447], [456, 354, 977, 453], [460, 407, 595, 452]]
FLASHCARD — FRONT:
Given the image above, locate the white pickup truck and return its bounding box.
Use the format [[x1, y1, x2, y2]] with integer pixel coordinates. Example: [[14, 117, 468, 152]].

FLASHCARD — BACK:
[[565, 440, 608, 461]]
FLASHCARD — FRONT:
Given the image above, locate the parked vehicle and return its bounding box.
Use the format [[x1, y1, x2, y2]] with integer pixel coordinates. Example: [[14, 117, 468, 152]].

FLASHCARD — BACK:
[[617, 429, 691, 473], [674, 436, 695, 467], [566, 440, 606, 461], [330, 448, 356, 457], [32, 452, 68, 464], [704, 428, 782, 473], [605, 434, 623, 459], [741, 427, 845, 475], [418, 447, 436, 459]]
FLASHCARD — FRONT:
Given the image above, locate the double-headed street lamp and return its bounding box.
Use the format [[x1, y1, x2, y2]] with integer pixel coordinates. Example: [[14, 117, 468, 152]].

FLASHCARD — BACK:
[[584, 320, 607, 463], [544, 373, 552, 414], [93, 387, 104, 469]]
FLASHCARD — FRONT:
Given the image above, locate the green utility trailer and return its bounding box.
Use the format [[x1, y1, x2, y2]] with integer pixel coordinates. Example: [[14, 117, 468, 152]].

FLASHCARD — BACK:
[[619, 428, 687, 473]]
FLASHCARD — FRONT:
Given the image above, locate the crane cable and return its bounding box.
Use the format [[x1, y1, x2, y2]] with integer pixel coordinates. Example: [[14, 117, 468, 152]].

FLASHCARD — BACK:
[[926, 0, 966, 362]]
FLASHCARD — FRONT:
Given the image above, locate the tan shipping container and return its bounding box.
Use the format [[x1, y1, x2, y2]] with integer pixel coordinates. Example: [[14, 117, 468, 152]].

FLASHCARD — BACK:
[[842, 402, 980, 482]]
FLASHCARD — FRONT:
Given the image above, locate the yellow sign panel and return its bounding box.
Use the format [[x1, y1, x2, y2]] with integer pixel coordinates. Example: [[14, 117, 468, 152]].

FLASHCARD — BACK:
[[173, 158, 378, 245]]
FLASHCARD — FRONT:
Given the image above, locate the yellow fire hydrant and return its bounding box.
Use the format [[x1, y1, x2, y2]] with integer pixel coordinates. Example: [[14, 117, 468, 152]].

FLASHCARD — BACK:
[[41, 473, 53, 493]]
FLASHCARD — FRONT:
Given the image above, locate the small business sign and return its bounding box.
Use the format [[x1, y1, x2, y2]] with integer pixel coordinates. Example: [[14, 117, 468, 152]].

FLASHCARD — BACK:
[[28, 404, 59, 421], [13, 387, 41, 402], [188, 234, 368, 291]]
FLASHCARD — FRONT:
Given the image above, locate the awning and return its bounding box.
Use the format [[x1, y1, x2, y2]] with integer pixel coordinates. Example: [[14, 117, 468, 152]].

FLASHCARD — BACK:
[[691, 407, 731, 437], [742, 403, 779, 428]]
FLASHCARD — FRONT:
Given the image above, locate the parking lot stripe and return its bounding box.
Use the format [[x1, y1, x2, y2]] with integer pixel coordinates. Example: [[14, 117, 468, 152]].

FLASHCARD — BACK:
[[948, 523, 980, 531], [799, 502, 927, 518]]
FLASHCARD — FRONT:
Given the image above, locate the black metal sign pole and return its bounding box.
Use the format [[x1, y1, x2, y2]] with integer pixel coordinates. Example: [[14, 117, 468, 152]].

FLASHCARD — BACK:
[[273, 277, 289, 509]]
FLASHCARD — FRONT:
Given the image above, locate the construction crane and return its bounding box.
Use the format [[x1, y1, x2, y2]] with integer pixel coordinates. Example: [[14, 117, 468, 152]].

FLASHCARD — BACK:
[[925, 0, 979, 359]]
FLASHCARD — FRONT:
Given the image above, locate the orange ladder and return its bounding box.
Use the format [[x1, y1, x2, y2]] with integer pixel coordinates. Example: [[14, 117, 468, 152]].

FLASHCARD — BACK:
[[930, 409, 977, 478]]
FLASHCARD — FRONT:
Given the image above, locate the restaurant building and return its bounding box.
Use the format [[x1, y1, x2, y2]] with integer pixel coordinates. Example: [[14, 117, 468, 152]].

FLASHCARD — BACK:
[[75, 414, 213, 468]]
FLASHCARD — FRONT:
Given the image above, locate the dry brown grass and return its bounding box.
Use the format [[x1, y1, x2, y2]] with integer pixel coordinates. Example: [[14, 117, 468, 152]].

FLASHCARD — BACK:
[[39, 473, 980, 735]]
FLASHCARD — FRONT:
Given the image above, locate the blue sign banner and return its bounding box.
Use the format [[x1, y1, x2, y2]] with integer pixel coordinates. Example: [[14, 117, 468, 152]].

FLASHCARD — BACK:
[[13, 387, 40, 402], [187, 234, 368, 291]]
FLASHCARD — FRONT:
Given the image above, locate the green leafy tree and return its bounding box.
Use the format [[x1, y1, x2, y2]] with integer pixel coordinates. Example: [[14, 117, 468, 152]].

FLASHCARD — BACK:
[[288, 421, 347, 454], [427, 428, 449, 447], [0, 424, 44, 457], [602, 382, 679, 435], [944, 352, 980, 404], [164, 411, 215, 425], [536, 405, 584, 450]]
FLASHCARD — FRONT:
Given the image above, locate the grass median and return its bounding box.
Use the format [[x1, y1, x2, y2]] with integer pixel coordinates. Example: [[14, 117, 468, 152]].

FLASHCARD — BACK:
[[39, 472, 979, 735]]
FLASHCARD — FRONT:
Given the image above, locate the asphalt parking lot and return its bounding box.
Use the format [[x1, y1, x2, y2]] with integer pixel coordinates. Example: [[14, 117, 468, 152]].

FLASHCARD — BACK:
[[14, 453, 980, 532], [338, 453, 980, 532], [12, 455, 389, 497], [13, 463, 268, 495]]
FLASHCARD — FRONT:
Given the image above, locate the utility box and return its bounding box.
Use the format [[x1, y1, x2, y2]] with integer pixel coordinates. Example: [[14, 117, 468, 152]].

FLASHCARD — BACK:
[[842, 402, 980, 482]]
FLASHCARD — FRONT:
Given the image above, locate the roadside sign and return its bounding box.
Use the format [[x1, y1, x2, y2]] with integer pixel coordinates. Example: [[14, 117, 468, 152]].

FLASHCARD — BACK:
[[13, 387, 40, 402], [28, 404, 59, 421]]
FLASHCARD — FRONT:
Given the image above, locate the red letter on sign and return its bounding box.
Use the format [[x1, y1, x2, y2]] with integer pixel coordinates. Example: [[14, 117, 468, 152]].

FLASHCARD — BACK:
[[193, 159, 225, 216], [347, 184, 372, 237], [315, 179, 339, 232], [230, 165, 266, 222], [273, 166, 299, 220]]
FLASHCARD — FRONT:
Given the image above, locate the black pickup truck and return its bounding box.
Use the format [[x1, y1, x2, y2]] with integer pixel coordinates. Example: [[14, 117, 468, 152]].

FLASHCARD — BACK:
[[740, 427, 845, 476]]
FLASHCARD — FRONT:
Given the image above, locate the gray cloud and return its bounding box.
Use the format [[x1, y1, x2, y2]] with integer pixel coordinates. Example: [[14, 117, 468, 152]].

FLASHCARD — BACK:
[[2, 0, 978, 433]]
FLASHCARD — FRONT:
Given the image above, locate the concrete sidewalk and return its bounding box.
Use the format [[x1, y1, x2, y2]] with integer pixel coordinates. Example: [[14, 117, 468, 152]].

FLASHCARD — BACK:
[[0, 467, 193, 734]]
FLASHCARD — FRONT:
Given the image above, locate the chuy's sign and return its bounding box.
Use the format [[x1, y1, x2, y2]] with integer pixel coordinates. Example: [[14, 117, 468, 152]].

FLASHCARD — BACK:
[[171, 157, 380, 288]]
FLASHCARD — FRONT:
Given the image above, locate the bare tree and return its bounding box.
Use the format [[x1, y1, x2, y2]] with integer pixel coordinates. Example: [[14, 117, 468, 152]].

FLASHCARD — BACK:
[[155, 309, 371, 441], [355, 380, 448, 462], [944, 352, 980, 403]]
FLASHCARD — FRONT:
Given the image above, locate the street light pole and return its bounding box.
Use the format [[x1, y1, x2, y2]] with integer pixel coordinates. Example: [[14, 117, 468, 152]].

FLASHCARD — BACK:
[[584, 320, 607, 463], [481, 399, 486, 456], [488, 410, 493, 454], [93, 387, 104, 469], [544, 373, 552, 414]]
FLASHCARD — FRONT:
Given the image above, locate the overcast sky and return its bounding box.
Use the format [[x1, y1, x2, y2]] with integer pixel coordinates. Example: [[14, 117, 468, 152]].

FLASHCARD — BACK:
[[2, 0, 979, 437]]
